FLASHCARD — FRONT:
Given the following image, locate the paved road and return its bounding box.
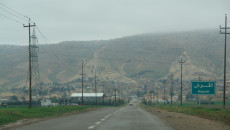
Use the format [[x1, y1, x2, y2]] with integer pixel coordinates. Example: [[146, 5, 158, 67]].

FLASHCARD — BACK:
[[14, 106, 173, 130], [95, 106, 173, 130]]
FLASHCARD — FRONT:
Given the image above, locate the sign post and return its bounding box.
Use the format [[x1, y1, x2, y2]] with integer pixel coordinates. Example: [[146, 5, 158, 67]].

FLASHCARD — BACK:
[[191, 81, 216, 95]]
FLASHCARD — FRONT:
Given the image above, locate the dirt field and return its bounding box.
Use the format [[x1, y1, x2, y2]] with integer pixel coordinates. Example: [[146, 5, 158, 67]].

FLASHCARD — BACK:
[[145, 107, 230, 130]]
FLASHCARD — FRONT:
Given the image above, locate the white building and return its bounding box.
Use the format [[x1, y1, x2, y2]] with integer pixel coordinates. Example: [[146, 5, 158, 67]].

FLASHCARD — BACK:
[[41, 99, 59, 107], [71, 93, 104, 98], [70, 93, 104, 103], [0, 99, 8, 105]]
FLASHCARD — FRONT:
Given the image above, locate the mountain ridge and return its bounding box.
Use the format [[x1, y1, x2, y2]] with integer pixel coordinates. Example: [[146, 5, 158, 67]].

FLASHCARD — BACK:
[[0, 29, 228, 96]]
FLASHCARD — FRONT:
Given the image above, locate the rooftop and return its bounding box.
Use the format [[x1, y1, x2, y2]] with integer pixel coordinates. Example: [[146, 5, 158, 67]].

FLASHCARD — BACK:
[[71, 93, 104, 98]]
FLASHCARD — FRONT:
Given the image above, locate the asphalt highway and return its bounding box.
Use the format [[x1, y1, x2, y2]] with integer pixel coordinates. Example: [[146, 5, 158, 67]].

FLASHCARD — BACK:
[[15, 106, 173, 130]]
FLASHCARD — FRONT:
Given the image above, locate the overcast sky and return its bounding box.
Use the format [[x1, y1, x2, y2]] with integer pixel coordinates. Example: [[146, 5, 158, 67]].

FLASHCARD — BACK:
[[0, 0, 229, 45]]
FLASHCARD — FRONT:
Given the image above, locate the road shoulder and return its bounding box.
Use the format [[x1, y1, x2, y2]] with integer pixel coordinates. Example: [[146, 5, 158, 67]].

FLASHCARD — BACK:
[[144, 107, 230, 130]]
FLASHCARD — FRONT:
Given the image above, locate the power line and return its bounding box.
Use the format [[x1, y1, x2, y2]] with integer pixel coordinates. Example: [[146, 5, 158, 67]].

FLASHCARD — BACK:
[[0, 6, 28, 22], [35, 26, 50, 43], [0, 3, 40, 101], [0, 2, 30, 20], [34, 26, 73, 68], [225, 9, 230, 14], [34, 27, 69, 67], [0, 12, 24, 24]]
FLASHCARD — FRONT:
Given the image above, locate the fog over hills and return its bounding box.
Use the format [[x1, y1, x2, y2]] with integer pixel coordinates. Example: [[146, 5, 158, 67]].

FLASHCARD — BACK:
[[0, 29, 228, 94]]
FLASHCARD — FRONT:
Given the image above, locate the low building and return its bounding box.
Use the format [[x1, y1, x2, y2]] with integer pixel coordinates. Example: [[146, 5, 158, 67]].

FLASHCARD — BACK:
[[70, 93, 104, 103], [0, 99, 8, 107], [0, 99, 8, 103], [41, 99, 59, 107]]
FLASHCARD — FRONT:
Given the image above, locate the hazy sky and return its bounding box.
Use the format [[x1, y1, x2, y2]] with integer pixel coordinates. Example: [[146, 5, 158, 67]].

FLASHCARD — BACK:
[[0, 0, 229, 45]]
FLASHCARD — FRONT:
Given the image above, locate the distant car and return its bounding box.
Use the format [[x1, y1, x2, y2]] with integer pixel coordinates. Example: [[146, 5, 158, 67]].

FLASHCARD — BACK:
[[70, 103, 78, 106], [129, 103, 134, 106]]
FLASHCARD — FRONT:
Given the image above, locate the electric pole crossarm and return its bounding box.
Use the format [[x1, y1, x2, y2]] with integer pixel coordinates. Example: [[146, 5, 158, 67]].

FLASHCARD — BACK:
[[219, 27, 230, 29], [23, 24, 35, 27], [220, 31, 230, 34]]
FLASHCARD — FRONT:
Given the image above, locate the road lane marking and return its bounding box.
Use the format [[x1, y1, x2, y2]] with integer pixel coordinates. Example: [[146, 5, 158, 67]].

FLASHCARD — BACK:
[[105, 114, 111, 118], [95, 121, 101, 125], [88, 126, 95, 129], [101, 118, 105, 121]]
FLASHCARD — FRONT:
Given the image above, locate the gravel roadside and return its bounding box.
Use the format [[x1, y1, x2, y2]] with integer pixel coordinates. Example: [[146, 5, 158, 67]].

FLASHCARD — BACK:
[[145, 107, 230, 130]]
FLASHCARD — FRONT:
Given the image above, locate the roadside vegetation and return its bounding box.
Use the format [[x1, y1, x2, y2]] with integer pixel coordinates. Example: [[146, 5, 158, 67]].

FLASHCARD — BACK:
[[141, 102, 230, 125], [0, 105, 95, 125]]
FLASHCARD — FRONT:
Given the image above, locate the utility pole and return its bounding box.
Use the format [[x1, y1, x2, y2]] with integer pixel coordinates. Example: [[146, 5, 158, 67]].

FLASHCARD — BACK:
[[220, 14, 230, 109], [163, 81, 167, 107], [144, 83, 148, 105], [170, 73, 173, 106], [101, 81, 105, 105], [23, 19, 35, 108], [179, 58, 185, 106], [48, 86, 50, 100], [151, 92, 153, 106], [157, 89, 159, 104], [113, 81, 117, 107], [198, 76, 201, 106], [80, 60, 86, 105], [95, 71, 97, 107], [114, 88, 116, 107]]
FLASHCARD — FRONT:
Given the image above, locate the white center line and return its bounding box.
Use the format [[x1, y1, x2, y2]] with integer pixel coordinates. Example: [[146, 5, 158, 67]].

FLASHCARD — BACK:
[[88, 126, 95, 129], [105, 114, 110, 118], [101, 118, 105, 121], [95, 121, 101, 125]]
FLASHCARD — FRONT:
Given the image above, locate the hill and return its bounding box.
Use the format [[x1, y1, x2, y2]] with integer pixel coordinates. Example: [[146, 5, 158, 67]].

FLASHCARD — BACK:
[[0, 29, 228, 95]]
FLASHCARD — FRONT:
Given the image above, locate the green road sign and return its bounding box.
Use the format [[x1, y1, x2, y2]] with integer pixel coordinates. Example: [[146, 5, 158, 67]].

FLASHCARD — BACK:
[[191, 81, 216, 95]]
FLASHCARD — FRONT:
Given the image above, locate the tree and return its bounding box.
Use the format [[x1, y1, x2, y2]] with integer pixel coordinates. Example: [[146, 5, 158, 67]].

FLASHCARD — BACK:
[[10, 95, 18, 101]]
